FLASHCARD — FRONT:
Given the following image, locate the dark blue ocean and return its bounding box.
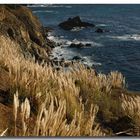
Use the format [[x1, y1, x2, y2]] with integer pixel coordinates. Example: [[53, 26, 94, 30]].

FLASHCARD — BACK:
[[29, 4, 140, 91]]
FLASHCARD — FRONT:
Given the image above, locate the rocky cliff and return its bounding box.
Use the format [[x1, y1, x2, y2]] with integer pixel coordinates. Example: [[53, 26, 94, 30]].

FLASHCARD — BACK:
[[0, 5, 54, 134], [0, 5, 52, 62]]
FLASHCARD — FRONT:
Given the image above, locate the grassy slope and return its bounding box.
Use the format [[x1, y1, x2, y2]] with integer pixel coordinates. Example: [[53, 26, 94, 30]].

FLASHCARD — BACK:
[[0, 5, 140, 137]]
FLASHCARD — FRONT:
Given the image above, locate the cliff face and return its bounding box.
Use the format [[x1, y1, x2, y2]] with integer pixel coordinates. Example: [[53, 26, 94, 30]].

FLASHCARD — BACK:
[[0, 5, 51, 62]]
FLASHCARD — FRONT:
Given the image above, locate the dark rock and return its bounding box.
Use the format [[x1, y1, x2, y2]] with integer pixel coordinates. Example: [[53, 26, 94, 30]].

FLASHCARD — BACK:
[[61, 58, 65, 61], [52, 60, 60, 66], [7, 28, 15, 39], [57, 42, 63, 46], [101, 115, 135, 134], [59, 16, 95, 30], [46, 38, 56, 48], [69, 42, 91, 48], [55, 67, 61, 71], [53, 57, 58, 60], [95, 28, 104, 33], [81, 58, 85, 62], [95, 28, 110, 33], [72, 56, 81, 60], [86, 65, 91, 70], [44, 27, 53, 33], [85, 43, 91, 47], [69, 43, 84, 48], [64, 61, 72, 67]]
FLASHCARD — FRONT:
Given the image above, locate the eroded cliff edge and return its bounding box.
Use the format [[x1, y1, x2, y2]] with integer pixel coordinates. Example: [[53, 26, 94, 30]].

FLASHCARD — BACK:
[[0, 5, 52, 62]]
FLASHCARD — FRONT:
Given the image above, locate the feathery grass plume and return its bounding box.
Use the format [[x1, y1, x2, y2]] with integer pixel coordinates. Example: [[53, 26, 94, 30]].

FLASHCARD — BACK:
[[109, 71, 125, 89], [21, 98, 30, 136], [121, 94, 140, 124], [32, 96, 105, 136], [11, 92, 105, 136], [13, 91, 19, 136], [78, 101, 105, 136], [0, 128, 8, 136]]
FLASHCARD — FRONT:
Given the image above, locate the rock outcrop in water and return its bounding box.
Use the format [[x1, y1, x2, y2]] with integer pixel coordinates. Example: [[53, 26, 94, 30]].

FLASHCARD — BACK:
[[69, 43, 84, 48], [68, 42, 91, 48], [58, 16, 95, 30], [95, 28, 110, 33], [0, 5, 53, 62], [95, 28, 104, 33]]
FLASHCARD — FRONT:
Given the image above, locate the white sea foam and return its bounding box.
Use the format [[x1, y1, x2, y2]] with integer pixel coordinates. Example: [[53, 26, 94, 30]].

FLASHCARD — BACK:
[[49, 5, 72, 8], [47, 35, 69, 45], [71, 27, 85, 32], [82, 56, 102, 66], [108, 34, 140, 41], [97, 24, 108, 27], [53, 50, 102, 68], [48, 33, 102, 67], [29, 4, 70, 8], [51, 46, 102, 67], [72, 39, 102, 47], [50, 46, 76, 60], [27, 4, 50, 7], [33, 10, 55, 13], [48, 33, 103, 47]]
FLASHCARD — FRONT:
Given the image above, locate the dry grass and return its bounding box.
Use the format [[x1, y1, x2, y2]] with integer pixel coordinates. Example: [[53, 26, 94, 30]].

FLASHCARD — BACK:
[[0, 128, 8, 136], [0, 34, 139, 136], [121, 93, 140, 125], [13, 91, 105, 136]]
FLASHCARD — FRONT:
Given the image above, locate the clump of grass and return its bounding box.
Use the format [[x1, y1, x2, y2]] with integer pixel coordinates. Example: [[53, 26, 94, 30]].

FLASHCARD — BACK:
[[12, 91, 105, 136], [13, 91, 19, 136], [121, 93, 140, 125], [69, 64, 125, 123]]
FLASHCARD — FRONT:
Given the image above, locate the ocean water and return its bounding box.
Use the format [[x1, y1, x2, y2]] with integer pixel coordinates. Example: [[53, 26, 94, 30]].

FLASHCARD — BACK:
[[29, 4, 140, 91]]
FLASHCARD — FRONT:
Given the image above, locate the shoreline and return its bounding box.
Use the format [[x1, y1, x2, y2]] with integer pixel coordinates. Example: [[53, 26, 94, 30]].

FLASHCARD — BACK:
[[1, 5, 140, 136], [47, 30, 140, 93]]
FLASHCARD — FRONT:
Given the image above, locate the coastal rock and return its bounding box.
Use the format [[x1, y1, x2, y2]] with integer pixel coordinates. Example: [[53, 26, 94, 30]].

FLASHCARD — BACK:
[[69, 42, 91, 48], [72, 56, 82, 60], [95, 28, 110, 33], [95, 28, 104, 33], [53, 57, 58, 60], [44, 27, 53, 33], [61, 58, 65, 61], [85, 43, 92, 47], [69, 43, 84, 48], [58, 16, 95, 30]]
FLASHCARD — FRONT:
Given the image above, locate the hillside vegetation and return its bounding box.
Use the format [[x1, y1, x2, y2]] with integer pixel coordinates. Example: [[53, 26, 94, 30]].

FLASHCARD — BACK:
[[0, 5, 140, 136]]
